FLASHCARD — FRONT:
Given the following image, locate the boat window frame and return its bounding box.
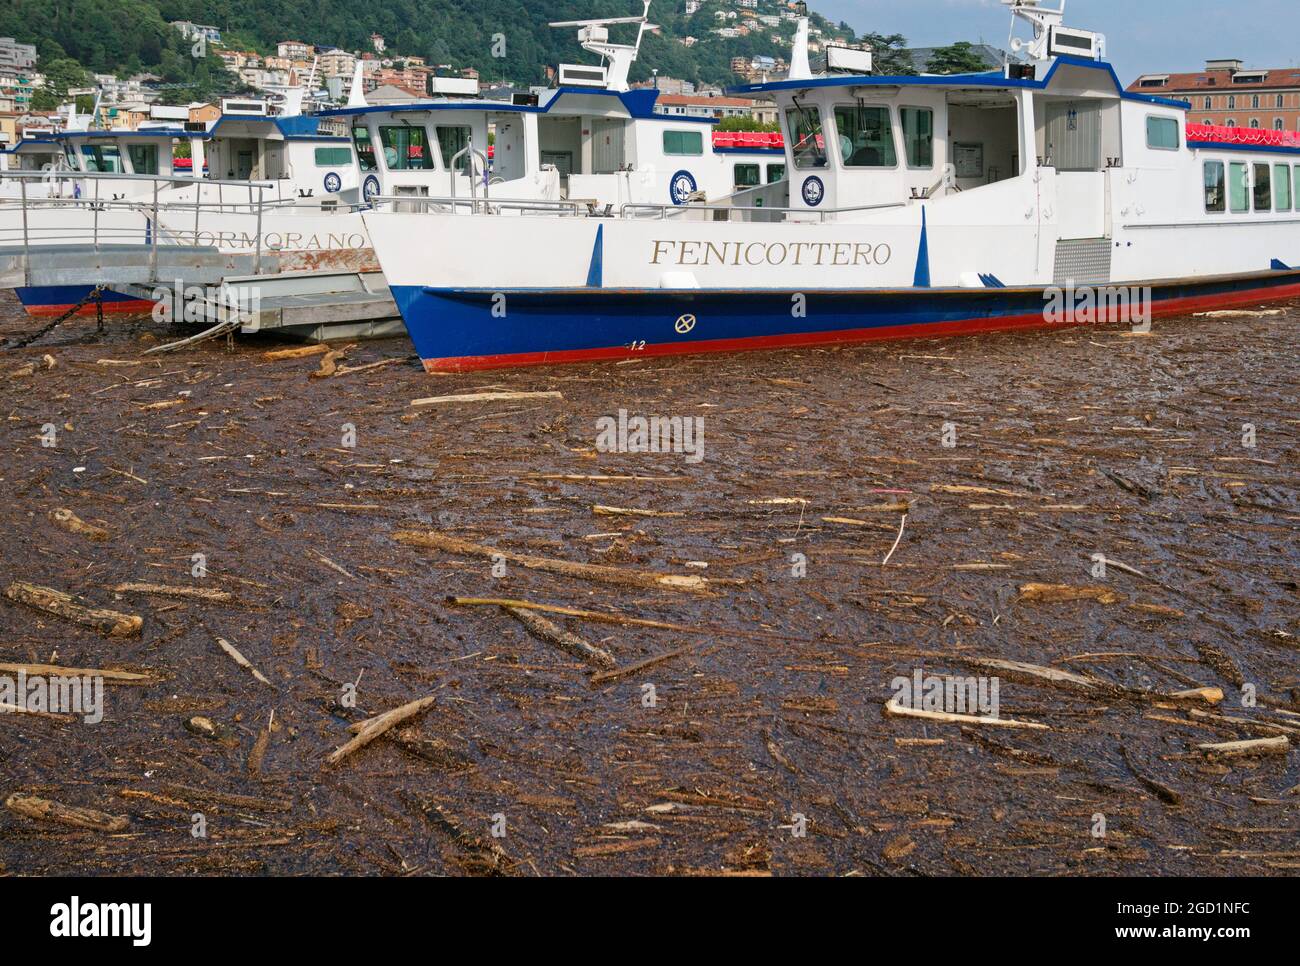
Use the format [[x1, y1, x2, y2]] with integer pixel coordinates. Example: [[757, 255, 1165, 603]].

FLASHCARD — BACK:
[[661, 129, 704, 157], [898, 105, 935, 170], [127, 142, 160, 175], [1145, 115, 1180, 151], [1252, 161, 1272, 212], [732, 162, 761, 189], [314, 145, 353, 167], [784, 101, 828, 170], [1203, 160, 1226, 214], [378, 123, 435, 172], [351, 123, 378, 172], [1228, 161, 1249, 213], [1275, 162, 1292, 212], [79, 142, 123, 173], [832, 101, 899, 170], [434, 124, 473, 173]]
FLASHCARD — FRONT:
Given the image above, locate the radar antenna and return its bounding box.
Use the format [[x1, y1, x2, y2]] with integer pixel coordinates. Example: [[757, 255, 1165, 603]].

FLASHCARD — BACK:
[[1003, 0, 1066, 62], [549, 0, 656, 92]]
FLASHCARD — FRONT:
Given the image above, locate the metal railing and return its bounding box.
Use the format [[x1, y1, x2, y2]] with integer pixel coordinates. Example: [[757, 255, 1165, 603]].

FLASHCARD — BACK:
[[1, 171, 275, 285], [370, 194, 586, 217], [619, 200, 910, 223]]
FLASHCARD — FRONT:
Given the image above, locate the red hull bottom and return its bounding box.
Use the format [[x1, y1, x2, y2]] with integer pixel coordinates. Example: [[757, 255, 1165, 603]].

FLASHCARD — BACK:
[[421, 280, 1300, 373]]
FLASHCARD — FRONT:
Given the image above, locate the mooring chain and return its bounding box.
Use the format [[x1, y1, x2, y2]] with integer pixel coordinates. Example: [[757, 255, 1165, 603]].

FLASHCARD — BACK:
[[1, 286, 106, 350]]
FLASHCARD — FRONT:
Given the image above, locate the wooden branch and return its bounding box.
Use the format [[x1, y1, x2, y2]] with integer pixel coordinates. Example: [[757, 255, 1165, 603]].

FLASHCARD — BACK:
[[884, 695, 1049, 730], [504, 605, 616, 669], [5, 792, 128, 832], [395, 530, 714, 594], [590, 646, 694, 686], [263, 344, 330, 361], [410, 390, 563, 408], [215, 637, 272, 687], [114, 582, 234, 603], [0, 662, 157, 685], [1198, 735, 1290, 758], [3, 582, 142, 637], [1018, 583, 1125, 605], [326, 694, 437, 767], [49, 508, 109, 542]]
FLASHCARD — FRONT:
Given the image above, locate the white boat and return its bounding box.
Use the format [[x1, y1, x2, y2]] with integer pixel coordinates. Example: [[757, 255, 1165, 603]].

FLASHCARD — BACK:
[[362, 0, 1300, 372], [1, 1, 775, 317]]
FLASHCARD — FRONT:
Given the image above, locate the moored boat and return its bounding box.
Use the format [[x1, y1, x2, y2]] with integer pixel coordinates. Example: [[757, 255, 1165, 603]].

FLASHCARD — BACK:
[[362, 0, 1300, 372]]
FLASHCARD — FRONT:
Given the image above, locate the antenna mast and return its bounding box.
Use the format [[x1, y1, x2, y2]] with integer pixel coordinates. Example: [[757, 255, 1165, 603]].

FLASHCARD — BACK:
[[1004, 0, 1066, 62], [549, 0, 656, 92]]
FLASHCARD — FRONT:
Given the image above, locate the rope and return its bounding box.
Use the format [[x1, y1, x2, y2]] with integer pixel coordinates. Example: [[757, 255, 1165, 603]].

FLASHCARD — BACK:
[[2, 286, 105, 350]]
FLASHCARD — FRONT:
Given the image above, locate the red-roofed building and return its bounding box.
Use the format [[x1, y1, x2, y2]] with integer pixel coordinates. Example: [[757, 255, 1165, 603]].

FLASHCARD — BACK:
[[654, 93, 776, 124], [1128, 59, 1300, 133]]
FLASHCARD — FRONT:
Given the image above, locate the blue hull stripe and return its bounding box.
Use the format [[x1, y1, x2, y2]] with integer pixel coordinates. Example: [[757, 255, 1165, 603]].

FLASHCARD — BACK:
[[393, 269, 1300, 365]]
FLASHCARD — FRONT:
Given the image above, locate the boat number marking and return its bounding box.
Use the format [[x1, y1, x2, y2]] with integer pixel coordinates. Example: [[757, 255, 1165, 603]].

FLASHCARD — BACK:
[[675, 314, 697, 334], [802, 176, 825, 207]]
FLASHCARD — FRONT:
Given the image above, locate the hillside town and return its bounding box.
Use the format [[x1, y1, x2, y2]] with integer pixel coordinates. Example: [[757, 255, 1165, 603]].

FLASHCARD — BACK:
[[0, 0, 855, 142]]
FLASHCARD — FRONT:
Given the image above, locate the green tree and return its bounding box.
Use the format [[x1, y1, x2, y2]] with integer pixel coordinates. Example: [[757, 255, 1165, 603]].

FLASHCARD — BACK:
[[925, 41, 992, 75], [31, 57, 92, 110], [860, 32, 916, 76], [717, 115, 779, 133]]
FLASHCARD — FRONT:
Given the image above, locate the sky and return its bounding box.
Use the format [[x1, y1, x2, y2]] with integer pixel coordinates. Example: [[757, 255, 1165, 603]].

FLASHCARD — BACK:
[[813, 0, 1299, 85]]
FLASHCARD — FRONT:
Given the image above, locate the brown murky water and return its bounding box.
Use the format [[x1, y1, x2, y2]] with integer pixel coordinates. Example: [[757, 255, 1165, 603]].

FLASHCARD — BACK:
[[0, 291, 1296, 876]]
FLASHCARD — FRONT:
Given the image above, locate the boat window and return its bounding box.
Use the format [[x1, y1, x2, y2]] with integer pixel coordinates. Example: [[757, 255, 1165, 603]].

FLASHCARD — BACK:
[[900, 108, 934, 168], [1228, 162, 1249, 212], [1203, 161, 1225, 213], [128, 143, 159, 175], [1275, 164, 1292, 211], [315, 146, 352, 166], [785, 105, 826, 169], [1253, 162, 1271, 211], [662, 130, 703, 156], [63, 144, 78, 170], [733, 163, 761, 188], [380, 126, 434, 171], [352, 126, 377, 171], [833, 105, 897, 168], [80, 144, 122, 173], [436, 126, 472, 171], [1145, 116, 1179, 150], [766, 163, 786, 183]]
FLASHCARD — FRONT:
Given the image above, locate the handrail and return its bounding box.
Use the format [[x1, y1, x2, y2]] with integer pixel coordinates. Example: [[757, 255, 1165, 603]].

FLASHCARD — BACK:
[[0, 170, 275, 189], [370, 194, 584, 216], [619, 200, 909, 222], [449, 140, 492, 213]]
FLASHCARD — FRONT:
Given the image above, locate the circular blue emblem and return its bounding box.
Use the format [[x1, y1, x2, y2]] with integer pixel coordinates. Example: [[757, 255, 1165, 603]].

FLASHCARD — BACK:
[[802, 176, 825, 207], [323, 172, 343, 194], [669, 170, 698, 206], [363, 175, 381, 202]]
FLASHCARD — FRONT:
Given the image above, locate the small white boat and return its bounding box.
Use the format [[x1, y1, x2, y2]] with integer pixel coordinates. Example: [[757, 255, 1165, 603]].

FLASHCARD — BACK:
[[1, 1, 774, 318], [362, 0, 1300, 371]]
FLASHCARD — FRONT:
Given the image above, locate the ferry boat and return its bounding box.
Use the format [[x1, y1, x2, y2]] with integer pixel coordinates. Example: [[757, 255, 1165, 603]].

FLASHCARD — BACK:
[[0, 2, 775, 318], [362, 0, 1300, 372]]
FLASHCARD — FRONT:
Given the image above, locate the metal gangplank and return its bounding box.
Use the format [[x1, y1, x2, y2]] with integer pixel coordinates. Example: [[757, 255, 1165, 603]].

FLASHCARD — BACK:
[[0, 171, 400, 343]]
